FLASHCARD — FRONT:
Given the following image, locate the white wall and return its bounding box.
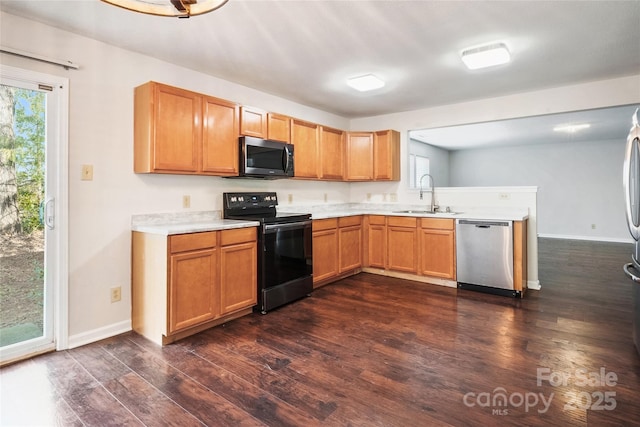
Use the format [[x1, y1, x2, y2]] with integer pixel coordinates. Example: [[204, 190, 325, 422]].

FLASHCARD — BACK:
[[449, 139, 629, 241], [409, 138, 450, 187]]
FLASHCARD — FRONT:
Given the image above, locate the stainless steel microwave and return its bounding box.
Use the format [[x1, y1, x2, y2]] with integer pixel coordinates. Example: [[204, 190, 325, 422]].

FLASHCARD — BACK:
[[238, 136, 294, 179]]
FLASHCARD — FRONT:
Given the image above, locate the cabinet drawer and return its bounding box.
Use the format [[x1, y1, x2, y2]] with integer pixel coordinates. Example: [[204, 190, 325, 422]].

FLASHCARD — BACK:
[[387, 216, 417, 228], [338, 215, 362, 227], [313, 218, 338, 231], [421, 218, 454, 230], [368, 215, 386, 225], [170, 231, 217, 253], [220, 227, 257, 246]]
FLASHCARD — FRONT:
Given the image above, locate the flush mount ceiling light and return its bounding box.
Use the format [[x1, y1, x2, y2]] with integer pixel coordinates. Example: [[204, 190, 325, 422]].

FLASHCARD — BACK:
[[346, 74, 385, 92], [101, 0, 228, 18], [461, 42, 511, 70], [553, 123, 591, 133]]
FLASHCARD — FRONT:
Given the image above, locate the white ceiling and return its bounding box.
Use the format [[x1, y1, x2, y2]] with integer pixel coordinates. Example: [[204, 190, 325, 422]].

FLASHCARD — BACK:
[[1, 0, 639, 120], [410, 105, 640, 151]]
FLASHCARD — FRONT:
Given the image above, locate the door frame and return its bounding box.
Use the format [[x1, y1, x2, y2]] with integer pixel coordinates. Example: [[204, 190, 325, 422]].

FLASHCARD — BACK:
[[0, 64, 69, 363]]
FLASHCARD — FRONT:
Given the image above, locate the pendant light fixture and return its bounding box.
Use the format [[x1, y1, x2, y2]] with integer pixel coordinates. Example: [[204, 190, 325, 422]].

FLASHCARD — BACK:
[[101, 0, 228, 18]]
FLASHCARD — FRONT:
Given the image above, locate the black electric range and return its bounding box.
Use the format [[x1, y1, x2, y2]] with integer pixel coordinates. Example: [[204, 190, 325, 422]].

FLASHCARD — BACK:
[[223, 192, 313, 313]]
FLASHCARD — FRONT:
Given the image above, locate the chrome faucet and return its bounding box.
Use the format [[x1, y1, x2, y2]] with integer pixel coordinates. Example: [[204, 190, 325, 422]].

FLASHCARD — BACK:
[[419, 173, 436, 213]]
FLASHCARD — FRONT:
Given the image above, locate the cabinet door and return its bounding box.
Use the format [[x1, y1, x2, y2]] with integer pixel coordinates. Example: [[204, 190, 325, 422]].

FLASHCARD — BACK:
[[374, 130, 400, 181], [312, 229, 339, 285], [202, 96, 239, 176], [367, 223, 386, 268], [419, 229, 455, 279], [346, 132, 374, 181], [220, 241, 257, 314], [291, 119, 320, 178], [387, 226, 418, 273], [339, 225, 362, 272], [169, 248, 218, 333], [240, 106, 267, 138], [319, 126, 345, 180], [150, 83, 201, 173], [267, 113, 291, 142]]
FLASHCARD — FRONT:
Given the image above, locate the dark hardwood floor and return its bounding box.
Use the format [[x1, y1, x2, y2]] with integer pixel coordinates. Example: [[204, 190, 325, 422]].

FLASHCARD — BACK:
[[2, 238, 640, 426]]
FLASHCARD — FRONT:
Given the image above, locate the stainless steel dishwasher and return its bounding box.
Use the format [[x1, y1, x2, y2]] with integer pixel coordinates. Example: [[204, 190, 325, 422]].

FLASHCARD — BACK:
[[456, 219, 517, 297]]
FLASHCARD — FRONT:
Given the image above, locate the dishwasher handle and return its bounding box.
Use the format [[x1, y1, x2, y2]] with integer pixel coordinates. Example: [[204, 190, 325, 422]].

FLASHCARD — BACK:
[[457, 219, 511, 227]]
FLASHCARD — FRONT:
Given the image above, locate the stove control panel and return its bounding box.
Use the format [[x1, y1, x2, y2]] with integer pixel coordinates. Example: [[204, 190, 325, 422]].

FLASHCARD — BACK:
[[223, 192, 278, 210]]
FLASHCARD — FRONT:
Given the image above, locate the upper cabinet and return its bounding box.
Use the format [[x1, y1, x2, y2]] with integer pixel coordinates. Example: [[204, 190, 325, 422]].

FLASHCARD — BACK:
[[134, 82, 201, 174], [202, 96, 239, 176], [374, 130, 400, 181], [134, 82, 239, 176], [239, 106, 267, 138], [346, 132, 374, 181], [134, 81, 399, 182], [291, 119, 320, 179], [344, 130, 400, 182], [319, 126, 345, 180], [267, 113, 291, 143]]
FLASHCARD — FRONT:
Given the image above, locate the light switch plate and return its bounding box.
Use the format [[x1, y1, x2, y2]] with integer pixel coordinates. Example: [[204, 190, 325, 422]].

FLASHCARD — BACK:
[[81, 164, 93, 181]]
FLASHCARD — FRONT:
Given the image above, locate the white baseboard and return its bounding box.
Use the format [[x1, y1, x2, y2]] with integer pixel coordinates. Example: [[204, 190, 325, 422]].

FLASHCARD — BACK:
[[538, 233, 634, 244], [528, 280, 541, 290], [67, 320, 132, 350]]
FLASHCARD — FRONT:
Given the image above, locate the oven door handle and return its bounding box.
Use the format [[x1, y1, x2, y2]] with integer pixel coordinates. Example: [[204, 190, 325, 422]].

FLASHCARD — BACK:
[[264, 220, 312, 233]]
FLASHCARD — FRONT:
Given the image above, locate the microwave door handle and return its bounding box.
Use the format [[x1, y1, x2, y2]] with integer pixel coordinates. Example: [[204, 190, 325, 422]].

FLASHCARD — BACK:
[[283, 145, 291, 173]]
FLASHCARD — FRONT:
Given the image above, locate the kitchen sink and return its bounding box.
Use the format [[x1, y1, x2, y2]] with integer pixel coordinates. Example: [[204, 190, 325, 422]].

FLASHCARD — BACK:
[[392, 210, 461, 216]]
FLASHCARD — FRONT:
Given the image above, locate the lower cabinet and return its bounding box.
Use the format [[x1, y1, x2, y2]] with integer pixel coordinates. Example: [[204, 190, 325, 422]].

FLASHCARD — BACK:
[[365, 215, 386, 268], [132, 227, 257, 345], [338, 216, 363, 273], [418, 218, 456, 279], [387, 216, 418, 274], [312, 218, 339, 285], [312, 216, 362, 287]]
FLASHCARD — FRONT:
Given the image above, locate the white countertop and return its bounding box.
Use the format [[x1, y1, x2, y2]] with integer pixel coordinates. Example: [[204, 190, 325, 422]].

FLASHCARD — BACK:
[[132, 219, 260, 236], [280, 204, 529, 222], [131, 205, 528, 236], [131, 211, 259, 236]]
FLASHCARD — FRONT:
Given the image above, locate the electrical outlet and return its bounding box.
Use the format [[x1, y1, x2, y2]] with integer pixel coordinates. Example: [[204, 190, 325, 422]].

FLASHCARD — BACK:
[[390, 193, 397, 202], [182, 195, 191, 208], [383, 193, 388, 202], [323, 193, 328, 203], [110, 286, 121, 303], [366, 193, 372, 201], [288, 194, 293, 203], [498, 193, 510, 200], [81, 164, 93, 181], [591, 224, 596, 230]]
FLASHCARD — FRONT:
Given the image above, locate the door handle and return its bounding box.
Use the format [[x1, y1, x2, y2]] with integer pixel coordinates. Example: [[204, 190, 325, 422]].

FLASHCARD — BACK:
[[44, 198, 55, 230]]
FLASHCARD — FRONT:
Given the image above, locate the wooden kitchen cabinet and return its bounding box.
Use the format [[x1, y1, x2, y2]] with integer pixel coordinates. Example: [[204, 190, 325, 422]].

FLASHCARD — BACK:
[[419, 218, 456, 279], [345, 132, 374, 181], [134, 81, 239, 176], [132, 227, 257, 345], [168, 232, 218, 333], [374, 130, 400, 181], [267, 113, 291, 142], [291, 118, 320, 179], [312, 218, 339, 286], [387, 216, 418, 274], [202, 95, 240, 175], [134, 82, 201, 173], [513, 219, 528, 293], [365, 215, 387, 268], [339, 216, 363, 273], [319, 126, 345, 180], [239, 105, 267, 138], [220, 228, 258, 314]]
